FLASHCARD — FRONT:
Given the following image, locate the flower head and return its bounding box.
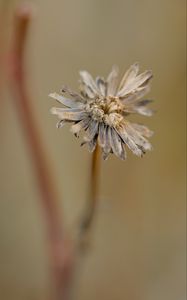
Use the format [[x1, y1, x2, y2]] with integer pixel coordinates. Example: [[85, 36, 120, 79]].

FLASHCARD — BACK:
[[50, 63, 154, 160]]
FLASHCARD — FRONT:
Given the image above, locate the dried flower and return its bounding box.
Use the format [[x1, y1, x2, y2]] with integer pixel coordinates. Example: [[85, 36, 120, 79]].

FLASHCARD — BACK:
[[50, 63, 154, 160]]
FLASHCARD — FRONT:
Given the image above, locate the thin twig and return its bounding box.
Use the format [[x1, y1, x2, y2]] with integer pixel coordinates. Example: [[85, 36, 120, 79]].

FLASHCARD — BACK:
[[8, 4, 73, 300], [79, 144, 101, 249]]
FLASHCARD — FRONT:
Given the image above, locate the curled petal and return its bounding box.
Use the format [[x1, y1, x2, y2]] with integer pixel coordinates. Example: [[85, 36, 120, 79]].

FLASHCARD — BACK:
[[56, 120, 66, 128], [70, 117, 91, 136]]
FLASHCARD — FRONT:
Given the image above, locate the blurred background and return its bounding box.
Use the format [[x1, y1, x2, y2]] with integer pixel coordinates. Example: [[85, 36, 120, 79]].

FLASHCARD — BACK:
[[0, 0, 186, 299]]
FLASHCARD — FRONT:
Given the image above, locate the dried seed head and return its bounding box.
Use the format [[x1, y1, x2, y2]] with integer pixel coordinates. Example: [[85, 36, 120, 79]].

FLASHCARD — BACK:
[[50, 63, 154, 160]]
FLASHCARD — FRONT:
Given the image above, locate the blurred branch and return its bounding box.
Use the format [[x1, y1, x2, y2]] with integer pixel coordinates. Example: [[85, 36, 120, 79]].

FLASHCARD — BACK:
[[6, 2, 102, 298], [0, 1, 10, 108], [7, 3, 73, 299]]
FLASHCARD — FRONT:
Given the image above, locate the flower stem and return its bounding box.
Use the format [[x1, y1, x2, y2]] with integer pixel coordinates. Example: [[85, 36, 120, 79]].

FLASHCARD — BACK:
[[79, 144, 101, 248]]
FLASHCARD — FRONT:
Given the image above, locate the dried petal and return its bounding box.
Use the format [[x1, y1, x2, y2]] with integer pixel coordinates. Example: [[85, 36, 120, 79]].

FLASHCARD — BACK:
[[51, 107, 87, 121], [80, 83, 95, 99], [96, 77, 106, 96], [130, 123, 154, 138], [117, 70, 153, 97], [118, 62, 139, 91], [125, 123, 152, 151], [84, 120, 99, 142], [108, 127, 125, 159], [120, 143, 126, 160], [61, 86, 85, 102], [103, 126, 111, 157], [133, 106, 154, 116], [124, 105, 154, 116], [98, 123, 105, 147], [88, 136, 97, 152], [70, 117, 91, 136], [79, 71, 99, 96], [49, 92, 84, 108], [117, 125, 143, 157], [120, 84, 151, 104], [56, 120, 66, 128], [106, 65, 119, 96]]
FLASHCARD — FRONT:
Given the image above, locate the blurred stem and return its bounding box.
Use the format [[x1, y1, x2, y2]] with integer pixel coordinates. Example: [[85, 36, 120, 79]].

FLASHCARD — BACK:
[[79, 144, 101, 248], [0, 1, 10, 106], [8, 4, 73, 300]]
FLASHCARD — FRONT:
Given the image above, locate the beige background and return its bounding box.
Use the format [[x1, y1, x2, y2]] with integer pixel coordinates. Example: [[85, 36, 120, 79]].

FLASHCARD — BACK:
[[0, 0, 186, 299]]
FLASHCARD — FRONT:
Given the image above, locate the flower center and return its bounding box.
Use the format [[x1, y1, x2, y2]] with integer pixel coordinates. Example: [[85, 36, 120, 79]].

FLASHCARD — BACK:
[[85, 96, 124, 127]]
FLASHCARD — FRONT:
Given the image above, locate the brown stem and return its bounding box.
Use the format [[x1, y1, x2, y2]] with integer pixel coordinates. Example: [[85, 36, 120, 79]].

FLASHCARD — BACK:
[[79, 144, 101, 249], [8, 4, 73, 300]]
